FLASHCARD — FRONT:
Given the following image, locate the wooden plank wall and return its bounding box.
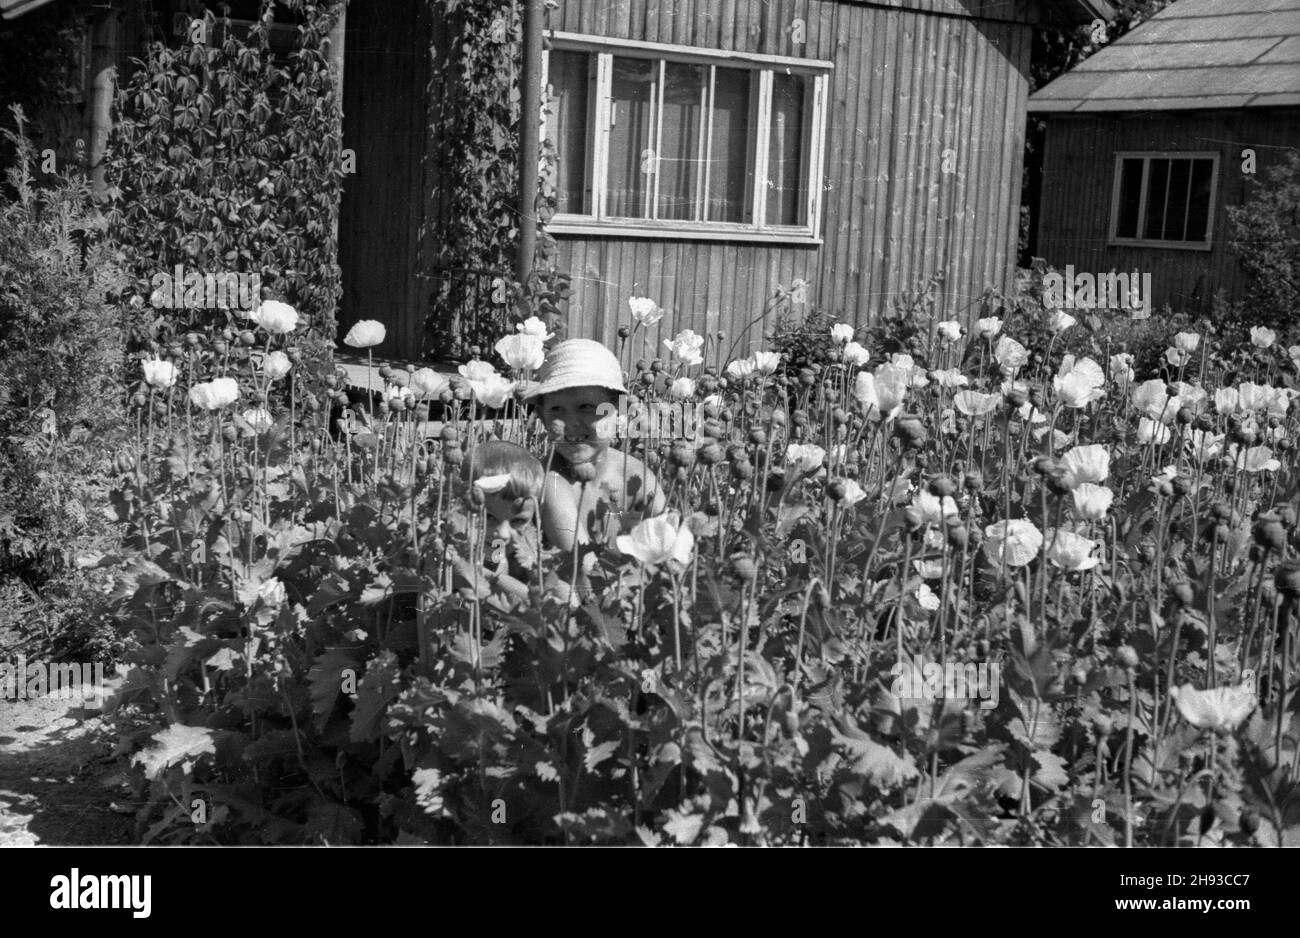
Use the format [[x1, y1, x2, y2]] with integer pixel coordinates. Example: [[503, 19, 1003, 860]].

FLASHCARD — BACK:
[[1036, 108, 1300, 313], [549, 0, 1036, 357], [337, 0, 432, 359]]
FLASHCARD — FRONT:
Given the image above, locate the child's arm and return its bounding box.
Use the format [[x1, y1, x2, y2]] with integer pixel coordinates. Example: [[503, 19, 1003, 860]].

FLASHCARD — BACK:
[[540, 470, 586, 553]]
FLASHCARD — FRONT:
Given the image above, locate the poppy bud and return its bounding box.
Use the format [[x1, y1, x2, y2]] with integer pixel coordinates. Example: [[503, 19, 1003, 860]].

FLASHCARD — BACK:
[[213, 340, 228, 355], [574, 461, 598, 483], [223, 425, 238, 442], [946, 519, 968, 550], [1116, 645, 1140, 670], [239, 330, 256, 346], [1276, 561, 1300, 596], [617, 325, 631, 340], [1170, 581, 1194, 606], [731, 555, 758, 582], [964, 470, 983, 492], [929, 475, 956, 497], [749, 427, 768, 446], [766, 469, 786, 493]]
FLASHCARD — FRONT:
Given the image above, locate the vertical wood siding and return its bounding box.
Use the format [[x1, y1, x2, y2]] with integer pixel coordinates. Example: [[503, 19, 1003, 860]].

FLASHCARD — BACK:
[[549, 0, 1036, 356], [1036, 109, 1300, 313]]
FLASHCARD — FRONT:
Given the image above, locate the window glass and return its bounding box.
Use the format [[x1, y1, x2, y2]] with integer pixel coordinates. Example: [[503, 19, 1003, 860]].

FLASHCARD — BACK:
[[1143, 158, 1170, 241], [548, 50, 590, 215], [656, 62, 706, 221], [767, 72, 807, 226], [1186, 159, 1213, 242], [1114, 158, 1144, 239], [709, 67, 752, 223], [607, 56, 656, 219]]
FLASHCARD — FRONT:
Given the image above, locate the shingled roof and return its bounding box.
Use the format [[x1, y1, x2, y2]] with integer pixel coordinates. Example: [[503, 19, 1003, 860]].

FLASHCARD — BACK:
[[1029, 0, 1300, 113]]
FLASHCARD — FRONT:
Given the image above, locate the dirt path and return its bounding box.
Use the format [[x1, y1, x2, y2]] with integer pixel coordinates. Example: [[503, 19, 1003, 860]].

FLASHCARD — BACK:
[[0, 672, 133, 846]]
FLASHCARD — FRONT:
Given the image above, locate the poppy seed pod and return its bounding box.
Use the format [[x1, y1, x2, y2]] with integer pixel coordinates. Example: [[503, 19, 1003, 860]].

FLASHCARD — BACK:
[[769, 409, 787, 429], [443, 446, 464, 466], [222, 425, 238, 442], [895, 417, 927, 448], [827, 479, 846, 501], [703, 403, 721, 420], [650, 358, 663, 373], [791, 409, 809, 428], [832, 407, 849, 427], [1004, 385, 1028, 408], [213, 340, 228, 355], [698, 441, 724, 465], [617, 325, 631, 340], [928, 475, 956, 498], [1171, 474, 1193, 497], [964, 470, 983, 492], [636, 359, 649, 372], [765, 469, 786, 493], [378, 364, 394, 379], [645, 449, 660, 470], [1176, 407, 1194, 426], [702, 419, 727, 440], [946, 519, 969, 550], [670, 443, 696, 468], [1275, 561, 1300, 596], [1028, 387, 1046, 411], [1255, 513, 1288, 553], [749, 427, 768, 446], [324, 374, 338, 389], [239, 330, 256, 346], [731, 458, 753, 481]]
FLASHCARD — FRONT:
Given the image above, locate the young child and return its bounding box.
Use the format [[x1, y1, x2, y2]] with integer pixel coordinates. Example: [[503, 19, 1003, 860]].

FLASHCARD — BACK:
[[524, 339, 665, 553], [459, 439, 545, 607]]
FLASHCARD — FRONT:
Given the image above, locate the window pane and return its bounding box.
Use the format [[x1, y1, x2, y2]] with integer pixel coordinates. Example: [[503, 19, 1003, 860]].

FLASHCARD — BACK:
[[708, 67, 752, 223], [607, 57, 656, 219], [1115, 159, 1144, 238], [1163, 158, 1191, 240], [767, 72, 808, 226], [548, 51, 590, 215], [1143, 158, 1170, 240], [1185, 159, 1214, 242], [656, 62, 706, 220]]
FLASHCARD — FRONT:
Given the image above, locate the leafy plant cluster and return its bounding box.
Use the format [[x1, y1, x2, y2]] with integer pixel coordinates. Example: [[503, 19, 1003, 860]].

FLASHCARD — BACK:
[[424, 0, 567, 361], [0, 106, 129, 661], [1227, 150, 1300, 339], [104, 0, 346, 390], [96, 273, 1300, 845]]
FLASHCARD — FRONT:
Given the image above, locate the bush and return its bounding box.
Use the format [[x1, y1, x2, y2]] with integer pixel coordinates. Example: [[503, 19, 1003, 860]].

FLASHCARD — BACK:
[[0, 104, 128, 658], [1227, 150, 1300, 339]]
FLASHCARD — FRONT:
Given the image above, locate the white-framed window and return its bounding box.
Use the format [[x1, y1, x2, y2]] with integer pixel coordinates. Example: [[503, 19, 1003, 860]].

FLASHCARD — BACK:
[[543, 32, 831, 243], [1109, 152, 1219, 251]]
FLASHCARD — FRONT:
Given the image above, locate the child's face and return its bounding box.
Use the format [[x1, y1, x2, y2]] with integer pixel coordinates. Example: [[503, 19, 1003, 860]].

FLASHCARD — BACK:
[[541, 387, 619, 466], [484, 492, 535, 542]]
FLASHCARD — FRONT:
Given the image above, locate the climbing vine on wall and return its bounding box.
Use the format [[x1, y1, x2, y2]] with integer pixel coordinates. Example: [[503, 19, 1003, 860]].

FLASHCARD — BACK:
[[424, 0, 567, 361], [104, 0, 346, 387]]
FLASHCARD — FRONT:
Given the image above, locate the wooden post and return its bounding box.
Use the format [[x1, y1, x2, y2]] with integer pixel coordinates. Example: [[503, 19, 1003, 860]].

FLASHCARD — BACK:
[[517, 0, 542, 285], [87, 6, 120, 197]]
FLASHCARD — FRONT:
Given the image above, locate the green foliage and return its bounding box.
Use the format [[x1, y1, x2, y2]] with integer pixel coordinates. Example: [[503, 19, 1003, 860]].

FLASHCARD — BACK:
[[0, 105, 128, 660], [1227, 150, 1300, 336], [424, 0, 565, 360], [104, 1, 345, 387]]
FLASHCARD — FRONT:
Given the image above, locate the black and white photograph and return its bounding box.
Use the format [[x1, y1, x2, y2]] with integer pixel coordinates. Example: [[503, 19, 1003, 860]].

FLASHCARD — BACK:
[[0, 0, 1297, 882]]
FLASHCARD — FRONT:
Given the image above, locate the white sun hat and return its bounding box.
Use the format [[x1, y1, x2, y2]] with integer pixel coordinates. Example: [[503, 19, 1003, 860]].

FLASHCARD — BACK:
[[523, 338, 628, 399]]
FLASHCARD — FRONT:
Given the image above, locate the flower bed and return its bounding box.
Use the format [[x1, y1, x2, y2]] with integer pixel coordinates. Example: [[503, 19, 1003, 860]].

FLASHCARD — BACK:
[[99, 295, 1300, 846]]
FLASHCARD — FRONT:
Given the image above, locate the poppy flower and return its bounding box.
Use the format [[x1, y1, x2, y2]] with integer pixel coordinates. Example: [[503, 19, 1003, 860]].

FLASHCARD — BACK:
[[1170, 681, 1256, 733]]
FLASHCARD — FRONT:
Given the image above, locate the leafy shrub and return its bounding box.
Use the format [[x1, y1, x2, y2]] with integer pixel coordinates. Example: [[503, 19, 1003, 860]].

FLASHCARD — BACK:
[[1227, 150, 1300, 337], [0, 105, 128, 658]]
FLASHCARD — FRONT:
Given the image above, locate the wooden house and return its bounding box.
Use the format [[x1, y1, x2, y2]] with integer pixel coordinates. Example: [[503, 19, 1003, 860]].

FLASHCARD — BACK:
[[2, 0, 1112, 362], [1028, 0, 1300, 314]]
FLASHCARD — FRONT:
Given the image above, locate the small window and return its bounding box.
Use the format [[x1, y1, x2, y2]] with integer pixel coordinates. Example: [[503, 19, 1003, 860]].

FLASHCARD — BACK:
[[1110, 153, 1218, 249], [543, 33, 830, 242]]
